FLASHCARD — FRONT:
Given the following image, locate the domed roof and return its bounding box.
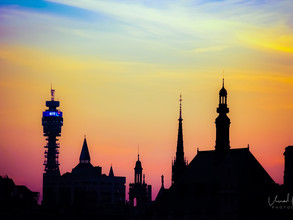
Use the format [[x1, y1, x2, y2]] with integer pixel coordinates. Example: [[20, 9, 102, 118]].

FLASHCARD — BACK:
[[219, 78, 227, 96], [136, 160, 142, 167], [135, 154, 142, 168], [219, 87, 227, 96]]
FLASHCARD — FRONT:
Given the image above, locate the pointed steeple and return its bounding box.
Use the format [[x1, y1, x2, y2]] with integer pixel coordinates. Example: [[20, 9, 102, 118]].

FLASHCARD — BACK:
[[109, 165, 114, 177], [80, 136, 91, 164], [176, 94, 184, 162], [156, 175, 166, 201], [172, 95, 187, 184]]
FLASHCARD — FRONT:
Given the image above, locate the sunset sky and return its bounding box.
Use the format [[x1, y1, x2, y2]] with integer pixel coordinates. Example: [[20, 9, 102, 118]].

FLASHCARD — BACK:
[[0, 0, 293, 200]]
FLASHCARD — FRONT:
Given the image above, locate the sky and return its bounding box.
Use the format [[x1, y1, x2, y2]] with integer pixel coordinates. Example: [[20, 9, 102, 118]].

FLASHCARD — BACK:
[[0, 0, 293, 201]]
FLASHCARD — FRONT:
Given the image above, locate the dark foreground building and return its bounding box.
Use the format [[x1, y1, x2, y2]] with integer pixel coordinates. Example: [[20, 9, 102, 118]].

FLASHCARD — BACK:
[[152, 80, 293, 220], [0, 176, 39, 217], [41, 89, 126, 216]]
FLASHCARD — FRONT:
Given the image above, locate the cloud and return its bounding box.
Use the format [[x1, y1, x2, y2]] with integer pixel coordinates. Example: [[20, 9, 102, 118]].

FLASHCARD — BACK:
[[44, 0, 293, 54], [192, 45, 229, 53]]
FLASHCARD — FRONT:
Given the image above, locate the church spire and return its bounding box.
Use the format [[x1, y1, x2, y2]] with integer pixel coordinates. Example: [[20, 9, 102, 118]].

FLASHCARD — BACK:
[[109, 165, 114, 177], [172, 95, 187, 184], [179, 94, 182, 120], [176, 94, 184, 162], [215, 79, 230, 151], [80, 136, 91, 164]]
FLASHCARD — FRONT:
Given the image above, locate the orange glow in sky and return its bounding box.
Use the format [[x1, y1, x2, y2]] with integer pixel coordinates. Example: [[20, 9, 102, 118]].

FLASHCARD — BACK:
[[0, 0, 293, 200]]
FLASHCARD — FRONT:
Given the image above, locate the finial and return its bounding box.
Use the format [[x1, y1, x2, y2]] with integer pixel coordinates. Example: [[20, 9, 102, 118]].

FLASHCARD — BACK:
[[84, 134, 86, 139], [222, 78, 225, 88], [138, 144, 140, 160], [179, 94, 182, 119], [161, 175, 164, 187]]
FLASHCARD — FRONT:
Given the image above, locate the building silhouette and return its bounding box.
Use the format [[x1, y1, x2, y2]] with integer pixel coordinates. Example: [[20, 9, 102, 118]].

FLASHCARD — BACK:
[[0, 176, 39, 217], [284, 146, 293, 193], [42, 88, 63, 207], [41, 89, 126, 215], [58, 137, 125, 210], [36, 83, 293, 219], [172, 95, 188, 184], [129, 154, 152, 208], [152, 80, 282, 220]]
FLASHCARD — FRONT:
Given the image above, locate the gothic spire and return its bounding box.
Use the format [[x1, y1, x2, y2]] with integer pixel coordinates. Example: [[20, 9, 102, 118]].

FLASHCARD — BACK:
[[179, 94, 182, 120], [176, 94, 184, 161], [172, 95, 187, 184]]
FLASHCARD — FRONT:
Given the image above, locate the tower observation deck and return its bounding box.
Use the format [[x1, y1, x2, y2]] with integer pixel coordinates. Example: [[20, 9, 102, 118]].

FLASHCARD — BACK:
[[42, 88, 63, 176]]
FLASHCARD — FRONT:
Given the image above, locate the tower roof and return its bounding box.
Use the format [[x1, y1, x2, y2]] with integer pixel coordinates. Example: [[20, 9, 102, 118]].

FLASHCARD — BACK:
[[109, 165, 114, 177], [219, 78, 227, 96], [135, 154, 142, 168], [176, 94, 185, 161], [80, 137, 90, 164]]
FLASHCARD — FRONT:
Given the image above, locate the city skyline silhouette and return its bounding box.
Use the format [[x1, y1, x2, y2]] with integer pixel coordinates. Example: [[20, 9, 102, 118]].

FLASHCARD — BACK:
[[1, 81, 293, 219], [0, 0, 293, 218]]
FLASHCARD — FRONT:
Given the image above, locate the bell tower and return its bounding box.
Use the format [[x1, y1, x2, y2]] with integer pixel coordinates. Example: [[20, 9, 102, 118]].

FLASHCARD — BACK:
[[215, 79, 230, 151], [135, 154, 143, 184]]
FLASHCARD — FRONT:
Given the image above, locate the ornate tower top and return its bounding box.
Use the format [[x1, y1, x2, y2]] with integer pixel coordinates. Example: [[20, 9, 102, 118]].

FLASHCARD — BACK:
[[135, 154, 142, 169], [219, 78, 227, 96], [134, 153, 143, 184], [215, 79, 231, 151], [217, 78, 229, 114]]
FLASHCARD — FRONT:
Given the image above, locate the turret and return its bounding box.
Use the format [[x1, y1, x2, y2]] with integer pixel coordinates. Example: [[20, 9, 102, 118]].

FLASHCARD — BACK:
[[135, 154, 143, 184], [215, 79, 230, 152]]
